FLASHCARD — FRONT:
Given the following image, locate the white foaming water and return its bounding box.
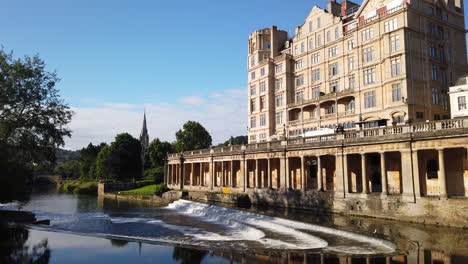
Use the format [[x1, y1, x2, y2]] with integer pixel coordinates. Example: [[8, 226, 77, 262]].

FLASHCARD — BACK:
[[166, 200, 396, 253]]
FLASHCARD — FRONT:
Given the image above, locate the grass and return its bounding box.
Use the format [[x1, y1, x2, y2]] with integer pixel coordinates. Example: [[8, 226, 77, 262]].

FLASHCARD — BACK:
[[118, 184, 168, 196], [59, 180, 98, 195]]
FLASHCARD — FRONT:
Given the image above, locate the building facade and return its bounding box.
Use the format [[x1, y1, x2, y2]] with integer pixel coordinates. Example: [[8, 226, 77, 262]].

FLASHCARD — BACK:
[[449, 75, 468, 118], [247, 0, 467, 143]]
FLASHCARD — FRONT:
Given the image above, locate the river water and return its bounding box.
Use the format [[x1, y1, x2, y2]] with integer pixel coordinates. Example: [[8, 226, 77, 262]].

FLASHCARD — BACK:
[[0, 190, 467, 263]]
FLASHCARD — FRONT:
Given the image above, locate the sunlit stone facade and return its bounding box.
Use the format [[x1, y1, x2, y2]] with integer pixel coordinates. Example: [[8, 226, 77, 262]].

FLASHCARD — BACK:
[[247, 0, 467, 143]]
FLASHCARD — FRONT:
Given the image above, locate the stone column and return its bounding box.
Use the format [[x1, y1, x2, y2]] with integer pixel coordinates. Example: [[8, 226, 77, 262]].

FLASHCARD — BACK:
[[400, 150, 415, 201], [241, 157, 246, 191], [438, 148, 447, 197], [285, 157, 290, 190], [343, 154, 349, 194], [280, 156, 286, 190], [301, 156, 306, 191], [230, 160, 234, 187], [335, 153, 345, 197], [267, 158, 271, 188], [221, 161, 225, 187], [380, 152, 388, 194], [361, 154, 369, 193], [190, 163, 194, 187], [179, 156, 185, 190], [255, 159, 259, 189], [199, 163, 203, 186], [412, 150, 421, 197], [209, 157, 214, 190], [317, 156, 323, 191]]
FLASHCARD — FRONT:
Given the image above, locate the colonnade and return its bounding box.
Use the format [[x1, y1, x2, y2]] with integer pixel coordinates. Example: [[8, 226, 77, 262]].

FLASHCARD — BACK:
[[166, 147, 467, 198]]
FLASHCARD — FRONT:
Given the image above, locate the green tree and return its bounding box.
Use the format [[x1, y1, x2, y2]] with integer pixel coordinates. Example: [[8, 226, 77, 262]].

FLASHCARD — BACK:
[[217, 135, 248, 146], [175, 121, 212, 152], [0, 49, 73, 202], [79, 143, 106, 179], [53, 160, 80, 179], [147, 138, 174, 168], [95, 145, 111, 180], [109, 133, 142, 181]]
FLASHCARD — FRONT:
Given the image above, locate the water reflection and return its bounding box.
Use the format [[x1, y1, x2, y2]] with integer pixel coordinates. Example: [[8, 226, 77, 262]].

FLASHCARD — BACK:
[[0, 225, 50, 264], [172, 247, 207, 264], [110, 239, 129, 248]]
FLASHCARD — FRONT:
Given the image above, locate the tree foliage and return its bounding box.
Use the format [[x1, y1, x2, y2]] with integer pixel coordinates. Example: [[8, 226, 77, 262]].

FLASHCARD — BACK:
[[53, 160, 80, 179], [0, 49, 73, 164], [147, 138, 174, 168], [108, 133, 142, 181], [95, 145, 111, 180], [217, 135, 248, 147], [0, 49, 72, 202], [175, 121, 212, 152], [79, 143, 106, 179]]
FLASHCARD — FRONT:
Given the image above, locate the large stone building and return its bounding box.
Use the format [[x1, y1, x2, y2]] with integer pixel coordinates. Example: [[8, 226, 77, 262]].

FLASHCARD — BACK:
[[247, 0, 467, 143]]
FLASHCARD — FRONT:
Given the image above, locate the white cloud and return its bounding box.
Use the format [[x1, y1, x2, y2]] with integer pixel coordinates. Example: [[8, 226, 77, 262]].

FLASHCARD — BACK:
[[65, 88, 247, 150], [178, 95, 205, 106]]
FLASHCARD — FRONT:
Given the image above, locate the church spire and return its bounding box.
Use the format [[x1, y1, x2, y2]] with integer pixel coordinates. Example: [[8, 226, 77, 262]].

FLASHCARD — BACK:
[[140, 111, 149, 149]]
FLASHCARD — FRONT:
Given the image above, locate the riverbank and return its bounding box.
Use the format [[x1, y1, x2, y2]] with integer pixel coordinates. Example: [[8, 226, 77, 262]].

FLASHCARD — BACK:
[[58, 180, 98, 195]]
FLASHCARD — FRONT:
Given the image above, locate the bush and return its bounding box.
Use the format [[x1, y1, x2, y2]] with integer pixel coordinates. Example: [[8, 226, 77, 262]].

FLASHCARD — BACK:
[[59, 180, 98, 195], [143, 167, 164, 183]]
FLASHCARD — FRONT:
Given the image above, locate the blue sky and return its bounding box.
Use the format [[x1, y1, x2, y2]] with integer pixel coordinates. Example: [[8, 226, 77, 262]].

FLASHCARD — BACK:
[[2, 0, 467, 149]]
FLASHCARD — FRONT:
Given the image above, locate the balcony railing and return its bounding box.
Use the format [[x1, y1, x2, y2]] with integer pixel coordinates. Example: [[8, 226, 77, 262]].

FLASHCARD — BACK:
[[167, 118, 468, 159], [320, 113, 336, 120]]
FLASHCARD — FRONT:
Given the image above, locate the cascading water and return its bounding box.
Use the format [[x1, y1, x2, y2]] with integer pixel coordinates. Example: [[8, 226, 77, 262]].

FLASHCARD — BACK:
[[2, 198, 396, 254]]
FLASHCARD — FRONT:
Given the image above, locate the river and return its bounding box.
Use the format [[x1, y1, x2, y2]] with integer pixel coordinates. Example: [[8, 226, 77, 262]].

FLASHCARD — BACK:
[[0, 189, 467, 263]]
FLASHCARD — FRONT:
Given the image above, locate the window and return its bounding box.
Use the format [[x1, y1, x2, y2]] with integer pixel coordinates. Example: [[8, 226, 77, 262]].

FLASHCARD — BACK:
[[441, 91, 448, 110], [250, 116, 257, 128], [275, 94, 284, 107], [392, 115, 404, 124], [432, 88, 439, 104], [434, 114, 441, 120], [429, 42, 436, 57], [392, 83, 401, 102], [250, 56, 255, 67], [329, 63, 339, 77], [327, 31, 331, 42], [276, 111, 284, 125], [317, 17, 321, 28], [295, 59, 304, 70], [275, 78, 283, 90], [363, 47, 374, 63], [458, 96, 467, 110], [384, 18, 398, 32], [363, 68, 375, 85], [364, 91, 376, 108], [441, 70, 447, 85], [251, 71, 256, 80], [309, 21, 313, 32], [250, 99, 257, 112], [326, 103, 336, 114], [309, 39, 314, 49], [348, 39, 355, 50], [416, 111, 424, 119], [275, 63, 283, 73], [260, 81, 266, 92], [260, 67, 265, 76], [311, 87, 320, 98], [329, 46, 337, 57], [437, 25, 444, 40], [335, 27, 339, 39], [311, 53, 320, 63], [439, 45, 445, 63], [431, 65, 438, 80], [348, 57, 355, 72], [295, 90, 304, 102], [301, 42, 305, 53], [264, 41, 271, 49], [428, 23, 435, 34], [296, 74, 304, 87], [329, 81, 339, 93], [348, 76, 355, 89], [250, 135, 256, 141], [250, 85, 256, 96], [259, 133, 266, 140], [362, 27, 374, 41], [346, 100, 355, 112], [294, 45, 298, 55], [390, 35, 400, 52], [317, 35, 322, 46], [391, 58, 401, 77], [448, 47, 453, 61], [312, 69, 320, 82], [260, 96, 265, 110], [260, 114, 266, 126]]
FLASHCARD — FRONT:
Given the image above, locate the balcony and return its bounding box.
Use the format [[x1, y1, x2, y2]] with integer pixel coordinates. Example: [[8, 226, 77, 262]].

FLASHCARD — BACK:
[[320, 113, 336, 120], [338, 109, 355, 117]]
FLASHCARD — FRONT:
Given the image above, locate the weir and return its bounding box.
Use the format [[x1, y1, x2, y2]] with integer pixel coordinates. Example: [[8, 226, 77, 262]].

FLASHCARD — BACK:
[[166, 118, 468, 228]]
